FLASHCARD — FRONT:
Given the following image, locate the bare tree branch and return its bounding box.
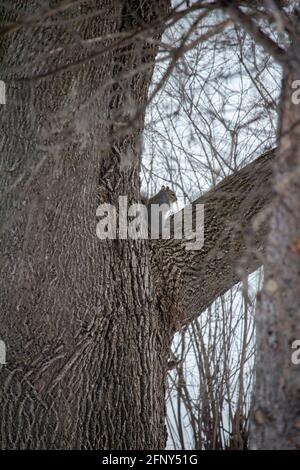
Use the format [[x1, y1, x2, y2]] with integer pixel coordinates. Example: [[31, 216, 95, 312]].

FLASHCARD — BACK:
[[218, 1, 287, 65], [154, 148, 274, 329]]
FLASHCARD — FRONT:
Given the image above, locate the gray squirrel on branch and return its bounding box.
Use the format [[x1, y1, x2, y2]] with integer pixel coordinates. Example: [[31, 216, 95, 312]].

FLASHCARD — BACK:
[[141, 186, 177, 236], [141, 185, 177, 207]]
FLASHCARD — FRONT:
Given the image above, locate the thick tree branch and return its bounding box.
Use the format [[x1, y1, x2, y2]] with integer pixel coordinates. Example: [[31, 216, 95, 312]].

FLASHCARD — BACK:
[[154, 148, 274, 329]]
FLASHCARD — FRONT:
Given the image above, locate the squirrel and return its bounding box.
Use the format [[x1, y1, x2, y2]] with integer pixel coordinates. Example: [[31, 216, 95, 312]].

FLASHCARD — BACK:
[[141, 186, 177, 235], [141, 186, 177, 207]]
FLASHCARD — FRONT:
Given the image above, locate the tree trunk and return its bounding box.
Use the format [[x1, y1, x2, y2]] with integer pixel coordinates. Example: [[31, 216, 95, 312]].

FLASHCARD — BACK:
[[251, 26, 300, 449], [0, 1, 277, 450], [0, 0, 171, 449]]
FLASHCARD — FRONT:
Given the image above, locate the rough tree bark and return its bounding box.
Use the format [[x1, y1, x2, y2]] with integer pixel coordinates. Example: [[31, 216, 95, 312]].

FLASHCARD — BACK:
[[251, 16, 300, 450], [0, 0, 172, 450], [155, 148, 274, 328], [0, 1, 273, 449]]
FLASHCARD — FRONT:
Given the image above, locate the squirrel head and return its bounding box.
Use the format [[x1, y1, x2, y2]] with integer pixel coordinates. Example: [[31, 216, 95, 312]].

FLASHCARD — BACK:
[[161, 185, 177, 204]]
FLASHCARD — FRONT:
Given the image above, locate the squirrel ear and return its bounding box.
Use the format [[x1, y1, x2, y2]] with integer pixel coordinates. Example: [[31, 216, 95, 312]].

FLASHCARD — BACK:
[[166, 186, 169, 189], [161, 185, 165, 189]]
